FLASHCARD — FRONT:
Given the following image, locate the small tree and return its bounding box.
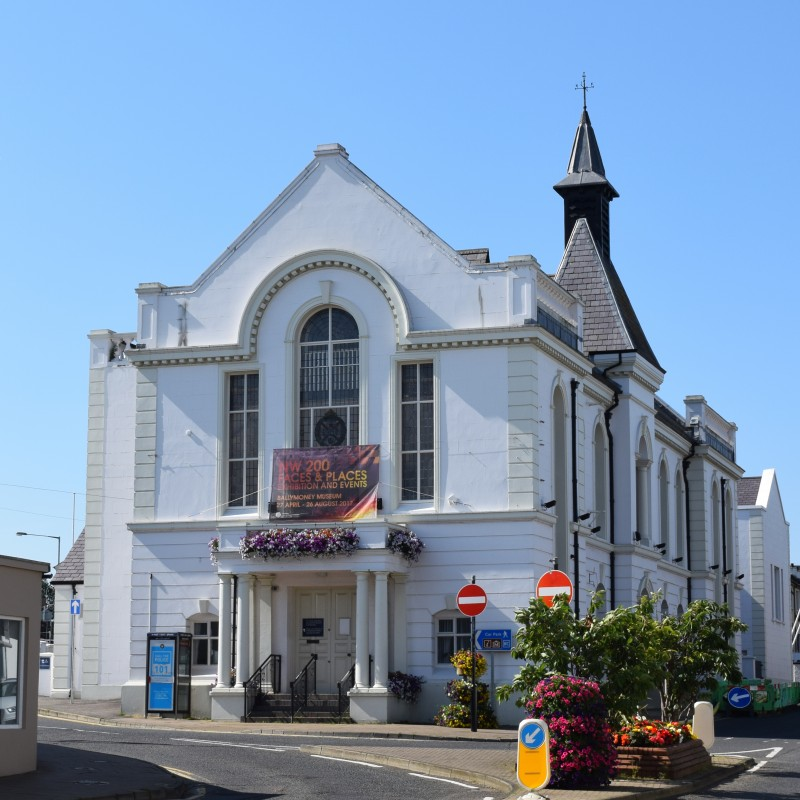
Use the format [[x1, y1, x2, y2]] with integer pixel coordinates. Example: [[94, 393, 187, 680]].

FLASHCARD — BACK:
[[650, 599, 746, 719], [498, 591, 746, 724]]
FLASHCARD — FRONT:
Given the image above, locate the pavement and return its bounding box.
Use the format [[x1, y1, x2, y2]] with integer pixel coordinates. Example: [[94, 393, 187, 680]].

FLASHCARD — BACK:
[[0, 697, 753, 800]]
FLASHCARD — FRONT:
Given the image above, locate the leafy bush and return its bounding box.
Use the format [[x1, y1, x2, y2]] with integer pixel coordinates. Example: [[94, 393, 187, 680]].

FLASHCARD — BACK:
[[526, 675, 617, 789]]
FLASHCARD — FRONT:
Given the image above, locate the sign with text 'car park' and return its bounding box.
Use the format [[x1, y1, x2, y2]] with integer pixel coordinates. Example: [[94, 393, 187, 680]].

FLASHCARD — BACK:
[[456, 583, 488, 616], [535, 570, 573, 607], [477, 628, 513, 651]]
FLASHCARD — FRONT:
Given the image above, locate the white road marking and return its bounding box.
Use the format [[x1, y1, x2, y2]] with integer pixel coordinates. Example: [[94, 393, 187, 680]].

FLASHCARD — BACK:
[[170, 737, 296, 752], [748, 761, 768, 772], [408, 772, 479, 788], [309, 754, 383, 768], [715, 746, 782, 759], [39, 725, 120, 735]]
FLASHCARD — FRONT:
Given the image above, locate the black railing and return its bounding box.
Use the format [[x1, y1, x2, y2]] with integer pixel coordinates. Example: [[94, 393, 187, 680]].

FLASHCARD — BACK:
[[536, 305, 579, 351], [337, 663, 355, 718], [290, 654, 317, 721], [703, 428, 735, 462], [243, 654, 282, 722]]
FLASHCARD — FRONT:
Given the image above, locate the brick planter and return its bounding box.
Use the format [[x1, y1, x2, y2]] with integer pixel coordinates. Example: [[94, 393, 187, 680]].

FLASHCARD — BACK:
[[615, 739, 711, 779]]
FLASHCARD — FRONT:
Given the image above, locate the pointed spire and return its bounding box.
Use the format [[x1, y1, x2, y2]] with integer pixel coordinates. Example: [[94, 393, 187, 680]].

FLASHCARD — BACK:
[[554, 78, 618, 260]]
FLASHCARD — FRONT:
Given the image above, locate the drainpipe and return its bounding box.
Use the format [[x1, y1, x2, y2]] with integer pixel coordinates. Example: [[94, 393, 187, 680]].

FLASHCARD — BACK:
[[682, 441, 696, 602], [570, 379, 580, 617], [602, 354, 623, 609]]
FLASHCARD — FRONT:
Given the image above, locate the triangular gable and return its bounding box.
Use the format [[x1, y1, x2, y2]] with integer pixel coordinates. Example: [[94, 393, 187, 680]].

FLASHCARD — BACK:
[[555, 218, 662, 371], [188, 143, 474, 293]]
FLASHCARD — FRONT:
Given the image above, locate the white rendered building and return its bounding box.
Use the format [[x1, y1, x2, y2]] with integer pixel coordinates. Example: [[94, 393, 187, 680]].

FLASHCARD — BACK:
[[737, 469, 792, 682], [63, 108, 744, 723]]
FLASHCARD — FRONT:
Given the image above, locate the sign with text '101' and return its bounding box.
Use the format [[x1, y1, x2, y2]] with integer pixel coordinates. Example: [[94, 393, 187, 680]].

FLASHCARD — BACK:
[[456, 583, 487, 617]]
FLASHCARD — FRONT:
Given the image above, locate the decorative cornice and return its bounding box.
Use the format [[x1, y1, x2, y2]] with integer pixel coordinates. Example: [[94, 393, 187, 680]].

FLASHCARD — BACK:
[[129, 257, 403, 367]]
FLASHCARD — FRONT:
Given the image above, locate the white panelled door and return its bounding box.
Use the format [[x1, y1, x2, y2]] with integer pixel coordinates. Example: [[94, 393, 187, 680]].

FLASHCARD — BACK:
[[295, 588, 356, 693]]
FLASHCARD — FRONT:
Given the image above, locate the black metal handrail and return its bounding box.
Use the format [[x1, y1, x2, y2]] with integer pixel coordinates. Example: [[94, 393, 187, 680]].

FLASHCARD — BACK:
[[243, 653, 282, 722], [290, 653, 317, 721], [337, 663, 355, 718]]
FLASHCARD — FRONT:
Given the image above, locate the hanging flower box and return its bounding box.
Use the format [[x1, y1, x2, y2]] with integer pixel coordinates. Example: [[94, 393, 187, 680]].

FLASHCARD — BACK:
[[238, 528, 359, 560], [615, 739, 711, 780], [387, 528, 424, 562]]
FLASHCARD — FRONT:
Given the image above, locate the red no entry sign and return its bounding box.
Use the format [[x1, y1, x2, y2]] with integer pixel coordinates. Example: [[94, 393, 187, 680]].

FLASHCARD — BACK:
[[536, 570, 573, 607], [457, 583, 488, 616]]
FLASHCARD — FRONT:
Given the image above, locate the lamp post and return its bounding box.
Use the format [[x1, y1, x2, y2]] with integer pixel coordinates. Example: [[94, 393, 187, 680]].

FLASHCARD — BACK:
[[16, 531, 62, 566]]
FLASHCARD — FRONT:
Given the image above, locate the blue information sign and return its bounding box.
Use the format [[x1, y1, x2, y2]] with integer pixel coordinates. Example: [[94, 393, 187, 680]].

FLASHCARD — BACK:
[[477, 628, 513, 651], [147, 639, 176, 712], [727, 686, 752, 709], [148, 682, 174, 711]]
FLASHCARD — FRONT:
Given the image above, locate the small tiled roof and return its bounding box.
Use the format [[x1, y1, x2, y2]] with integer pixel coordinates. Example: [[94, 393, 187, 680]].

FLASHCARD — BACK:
[[738, 477, 762, 506], [51, 530, 85, 584], [556, 219, 662, 370], [655, 398, 692, 441], [457, 248, 491, 265]]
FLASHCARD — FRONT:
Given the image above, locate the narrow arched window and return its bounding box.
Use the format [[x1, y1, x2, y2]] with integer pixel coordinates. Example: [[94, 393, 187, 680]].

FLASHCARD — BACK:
[[299, 308, 360, 447]]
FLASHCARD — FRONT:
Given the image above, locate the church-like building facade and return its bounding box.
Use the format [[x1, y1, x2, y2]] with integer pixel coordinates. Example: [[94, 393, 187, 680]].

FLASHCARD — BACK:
[[59, 106, 743, 723]]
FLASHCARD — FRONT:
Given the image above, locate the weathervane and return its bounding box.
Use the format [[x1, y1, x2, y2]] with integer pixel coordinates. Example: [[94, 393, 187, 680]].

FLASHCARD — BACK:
[[576, 72, 594, 111]]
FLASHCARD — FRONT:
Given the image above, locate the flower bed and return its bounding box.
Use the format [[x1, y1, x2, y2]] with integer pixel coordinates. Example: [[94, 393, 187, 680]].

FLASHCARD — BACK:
[[613, 720, 709, 780]]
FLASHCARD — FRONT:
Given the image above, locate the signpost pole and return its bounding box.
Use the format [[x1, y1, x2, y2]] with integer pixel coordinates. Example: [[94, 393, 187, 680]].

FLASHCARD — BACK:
[[471, 612, 477, 732]]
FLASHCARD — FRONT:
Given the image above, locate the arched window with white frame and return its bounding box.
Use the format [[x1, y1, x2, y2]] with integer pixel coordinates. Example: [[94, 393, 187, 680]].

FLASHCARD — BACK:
[[298, 307, 360, 447]]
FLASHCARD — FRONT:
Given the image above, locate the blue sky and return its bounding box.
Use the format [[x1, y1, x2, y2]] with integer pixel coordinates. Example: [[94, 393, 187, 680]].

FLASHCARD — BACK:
[[2, 2, 798, 568]]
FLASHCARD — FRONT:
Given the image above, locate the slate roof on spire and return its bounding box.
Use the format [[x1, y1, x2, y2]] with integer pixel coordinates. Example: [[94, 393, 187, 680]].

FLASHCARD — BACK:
[[554, 109, 619, 195], [556, 218, 662, 370]]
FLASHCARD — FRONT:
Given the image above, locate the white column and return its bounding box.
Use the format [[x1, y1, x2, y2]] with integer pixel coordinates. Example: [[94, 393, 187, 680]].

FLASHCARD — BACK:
[[354, 571, 370, 688], [391, 574, 408, 673], [373, 571, 389, 689], [256, 575, 273, 668], [249, 574, 257, 676], [217, 574, 232, 687], [235, 574, 252, 687]]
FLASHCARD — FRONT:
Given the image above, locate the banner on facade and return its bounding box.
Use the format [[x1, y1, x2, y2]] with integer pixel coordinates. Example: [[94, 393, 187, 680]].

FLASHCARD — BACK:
[[270, 445, 380, 521]]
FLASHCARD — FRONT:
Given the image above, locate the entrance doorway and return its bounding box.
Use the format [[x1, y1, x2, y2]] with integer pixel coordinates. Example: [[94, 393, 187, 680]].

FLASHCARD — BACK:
[[294, 588, 356, 693]]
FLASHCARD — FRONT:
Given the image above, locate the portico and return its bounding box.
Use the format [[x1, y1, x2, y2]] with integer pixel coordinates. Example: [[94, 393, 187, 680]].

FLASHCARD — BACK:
[[209, 525, 410, 722]]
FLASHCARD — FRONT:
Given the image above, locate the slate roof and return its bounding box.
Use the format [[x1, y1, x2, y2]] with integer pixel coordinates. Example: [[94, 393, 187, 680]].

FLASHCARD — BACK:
[[655, 398, 692, 440], [555, 219, 663, 370], [51, 530, 85, 584], [457, 248, 491, 265], [738, 477, 762, 506]]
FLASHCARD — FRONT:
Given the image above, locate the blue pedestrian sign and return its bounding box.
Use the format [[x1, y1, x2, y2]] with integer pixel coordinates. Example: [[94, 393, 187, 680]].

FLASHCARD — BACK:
[[477, 628, 513, 651], [727, 686, 752, 709], [70, 598, 82, 616]]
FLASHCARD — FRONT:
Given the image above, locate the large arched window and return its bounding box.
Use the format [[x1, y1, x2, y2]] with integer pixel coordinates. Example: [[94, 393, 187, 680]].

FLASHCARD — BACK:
[[658, 459, 670, 557], [593, 423, 608, 539], [635, 434, 652, 545], [552, 386, 569, 570], [299, 307, 360, 447], [674, 465, 686, 563]]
